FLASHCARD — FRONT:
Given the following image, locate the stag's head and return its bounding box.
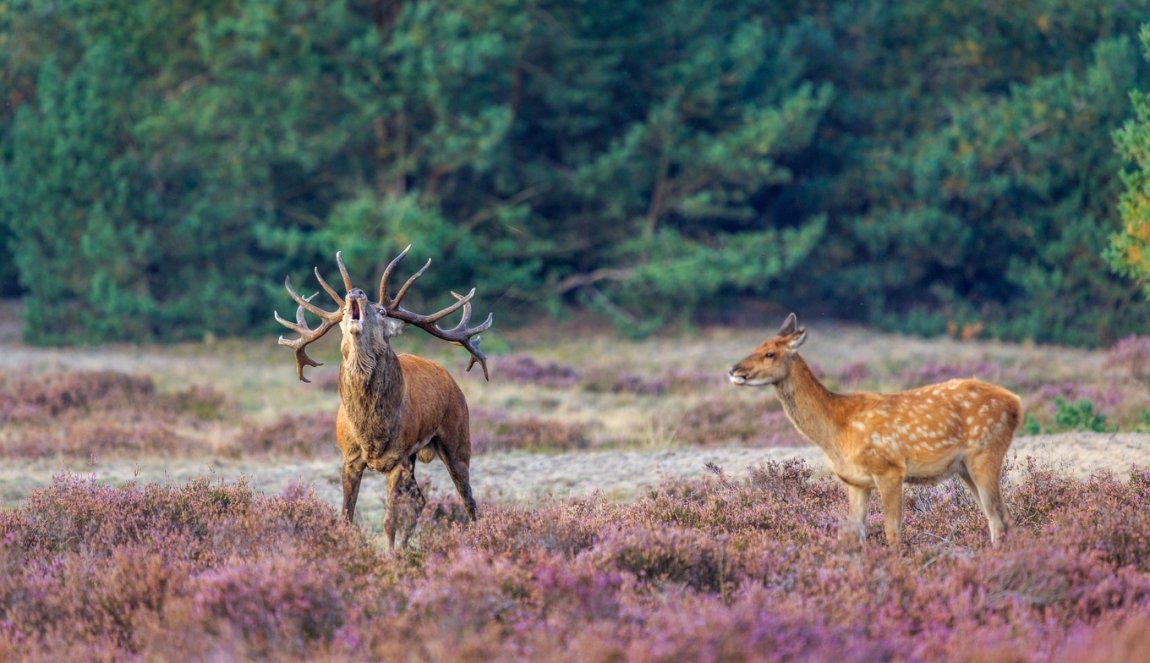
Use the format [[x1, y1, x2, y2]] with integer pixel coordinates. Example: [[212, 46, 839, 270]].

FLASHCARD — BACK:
[[275, 247, 492, 383], [341, 286, 405, 345], [728, 312, 807, 387]]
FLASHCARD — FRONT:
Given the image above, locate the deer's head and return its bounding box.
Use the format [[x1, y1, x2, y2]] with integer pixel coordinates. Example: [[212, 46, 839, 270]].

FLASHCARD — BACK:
[[275, 247, 491, 382], [728, 313, 807, 387]]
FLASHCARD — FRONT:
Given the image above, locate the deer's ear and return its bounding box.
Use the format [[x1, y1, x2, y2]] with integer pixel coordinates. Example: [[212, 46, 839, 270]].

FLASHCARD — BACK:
[[383, 315, 406, 338], [787, 328, 807, 350], [777, 313, 798, 337]]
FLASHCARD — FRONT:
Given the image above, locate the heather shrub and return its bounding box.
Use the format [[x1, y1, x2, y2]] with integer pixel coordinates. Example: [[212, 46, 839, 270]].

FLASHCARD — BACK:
[[0, 370, 156, 420], [660, 368, 728, 395], [1005, 457, 1086, 531], [613, 586, 891, 663], [582, 368, 669, 395], [428, 496, 616, 560], [228, 411, 337, 458], [1021, 381, 1147, 431], [590, 525, 735, 593], [1105, 335, 1150, 383], [470, 408, 595, 453], [678, 398, 804, 447], [0, 371, 233, 459], [2, 411, 184, 459], [834, 361, 870, 388], [1052, 611, 1150, 663], [894, 359, 1003, 388], [3, 461, 1150, 661], [1050, 470, 1150, 570], [161, 384, 230, 420], [183, 555, 348, 658], [0, 477, 389, 660], [493, 353, 580, 388]]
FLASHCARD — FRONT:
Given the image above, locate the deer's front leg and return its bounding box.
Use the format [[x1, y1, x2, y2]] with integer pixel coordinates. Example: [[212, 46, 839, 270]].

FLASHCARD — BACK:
[[341, 456, 367, 524], [382, 458, 426, 551]]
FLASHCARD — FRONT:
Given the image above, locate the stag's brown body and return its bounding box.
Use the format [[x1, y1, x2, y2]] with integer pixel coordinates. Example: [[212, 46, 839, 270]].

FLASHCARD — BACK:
[[336, 349, 475, 544], [276, 249, 488, 550], [729, 313, 1021, 546]]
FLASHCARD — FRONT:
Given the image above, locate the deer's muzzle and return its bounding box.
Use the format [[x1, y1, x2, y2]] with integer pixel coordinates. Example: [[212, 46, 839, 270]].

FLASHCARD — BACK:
[[344, 289, 368, 333]]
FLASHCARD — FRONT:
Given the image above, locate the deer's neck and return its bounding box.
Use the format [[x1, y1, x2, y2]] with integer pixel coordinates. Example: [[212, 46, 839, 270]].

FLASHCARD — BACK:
[[774, 356, 849, 457], [340, 337, 406, 443]]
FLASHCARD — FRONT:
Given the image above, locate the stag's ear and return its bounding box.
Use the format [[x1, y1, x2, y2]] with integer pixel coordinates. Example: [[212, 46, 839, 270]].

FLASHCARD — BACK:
[[787, 328, 807, 350], [777, 313, 798, 337], [380, 310, 406, 338]]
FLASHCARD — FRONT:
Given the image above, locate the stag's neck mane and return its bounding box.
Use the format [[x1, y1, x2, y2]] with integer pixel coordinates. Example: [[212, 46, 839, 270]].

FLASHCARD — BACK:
[[339, 337, 406, 438], [774, 355, 855, 458]]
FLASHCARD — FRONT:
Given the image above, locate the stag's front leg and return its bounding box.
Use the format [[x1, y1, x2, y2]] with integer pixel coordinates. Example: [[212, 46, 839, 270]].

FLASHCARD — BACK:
[[382, 458, 426, 551], [341, 456, 368, 524]]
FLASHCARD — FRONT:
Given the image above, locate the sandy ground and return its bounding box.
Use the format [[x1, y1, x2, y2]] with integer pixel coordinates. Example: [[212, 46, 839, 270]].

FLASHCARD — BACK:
[[3, 432, 1147, 533]]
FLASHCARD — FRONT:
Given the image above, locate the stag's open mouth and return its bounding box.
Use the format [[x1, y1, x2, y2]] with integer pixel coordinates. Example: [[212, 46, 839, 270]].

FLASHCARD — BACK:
[[344, 295, 365, 334]]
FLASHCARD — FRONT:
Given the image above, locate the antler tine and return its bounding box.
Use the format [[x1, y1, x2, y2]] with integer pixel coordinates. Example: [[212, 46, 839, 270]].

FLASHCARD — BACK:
[[274, 309, 341, 383], [443, 290, 494, 335], [390, 257, 432, 310], [452, 291, 493, 380], [283, 275, 341, 321], [313, 266, 344, 309], [273, 292, 318, 337], [378, 244, 413, 306], [442, 291, 493, 378], [335, 250, 353, 293], [386, 289, 493, 381], [373, 246, 494, 380], [276, 271, 345, 383]]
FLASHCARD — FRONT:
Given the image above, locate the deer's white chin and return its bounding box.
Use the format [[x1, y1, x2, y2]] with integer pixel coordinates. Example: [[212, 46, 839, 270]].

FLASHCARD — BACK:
[[730, 376, 772, 387], [344, 319, 363, 335]]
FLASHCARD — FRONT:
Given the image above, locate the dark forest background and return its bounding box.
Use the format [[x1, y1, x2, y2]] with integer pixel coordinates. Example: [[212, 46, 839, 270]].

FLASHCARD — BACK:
[[2, 0, 1149, 346]]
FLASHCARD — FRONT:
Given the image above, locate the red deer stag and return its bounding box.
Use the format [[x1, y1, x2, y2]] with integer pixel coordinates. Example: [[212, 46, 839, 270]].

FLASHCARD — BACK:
[[728, 313, 1020, 546], [275, 248, 491, 550]]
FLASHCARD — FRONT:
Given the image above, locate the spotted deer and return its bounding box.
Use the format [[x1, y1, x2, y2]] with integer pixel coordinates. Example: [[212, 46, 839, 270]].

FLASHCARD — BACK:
[[275, 248, 491, 550], [728, 313, 1020, 546]]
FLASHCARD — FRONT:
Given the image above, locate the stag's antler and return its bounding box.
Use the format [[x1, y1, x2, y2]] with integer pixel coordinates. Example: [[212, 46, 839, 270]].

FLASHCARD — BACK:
[[378, 246, 493, 380], [274, 252, 353, 382]]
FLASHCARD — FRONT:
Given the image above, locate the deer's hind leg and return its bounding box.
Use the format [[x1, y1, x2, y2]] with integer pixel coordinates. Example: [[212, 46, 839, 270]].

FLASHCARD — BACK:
[[873, 471, 905, 546], [843, 483, 870, 543], [962, 450, 1009, 546]]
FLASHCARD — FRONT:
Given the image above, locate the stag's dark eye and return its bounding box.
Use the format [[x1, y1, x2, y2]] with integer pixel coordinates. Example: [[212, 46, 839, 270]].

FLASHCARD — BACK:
[[764, 352, 776, 359]]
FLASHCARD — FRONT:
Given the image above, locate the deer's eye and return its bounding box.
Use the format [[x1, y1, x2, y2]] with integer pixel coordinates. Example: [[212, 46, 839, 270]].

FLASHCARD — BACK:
[[764, 352, 776, 359]]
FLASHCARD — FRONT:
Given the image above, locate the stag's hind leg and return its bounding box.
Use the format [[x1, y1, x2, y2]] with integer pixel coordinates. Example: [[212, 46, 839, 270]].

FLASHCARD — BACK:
[[435, 435, 477, 522], [382, 457, 426, 551]]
